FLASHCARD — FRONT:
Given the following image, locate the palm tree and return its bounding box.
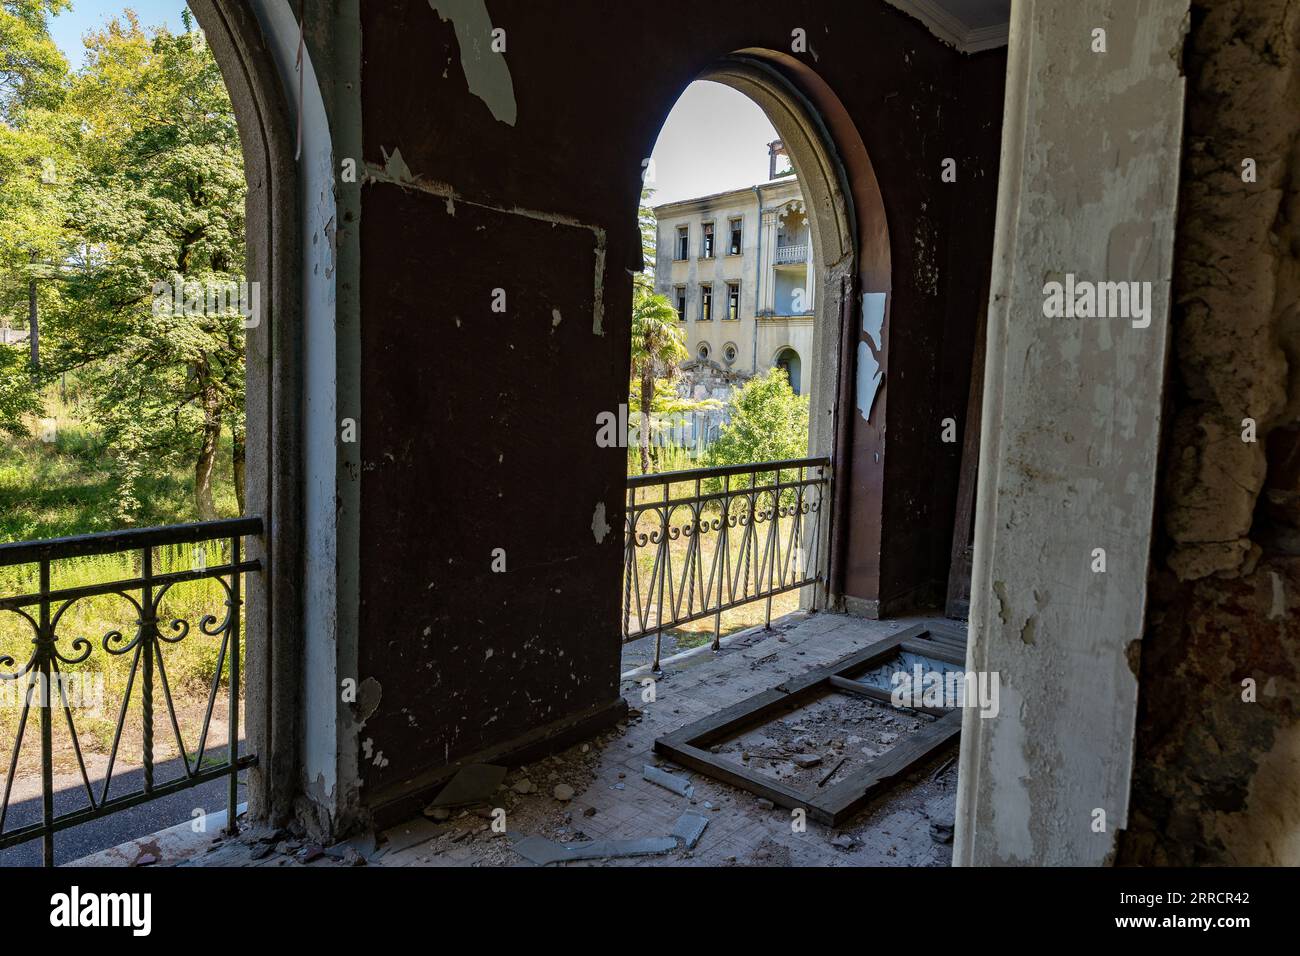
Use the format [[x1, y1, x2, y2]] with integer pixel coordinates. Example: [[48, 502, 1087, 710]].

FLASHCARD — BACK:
[[629, 286, 687, 473]]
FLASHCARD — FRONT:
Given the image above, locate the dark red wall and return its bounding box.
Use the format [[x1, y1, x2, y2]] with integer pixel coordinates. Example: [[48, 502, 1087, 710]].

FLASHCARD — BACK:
[[355, 0, 1005, 806], [877, 47, 1007, 612]]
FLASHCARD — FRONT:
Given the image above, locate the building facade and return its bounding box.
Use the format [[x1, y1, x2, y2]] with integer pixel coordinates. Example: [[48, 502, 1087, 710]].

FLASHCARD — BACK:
[[653, 147, 815, 401]]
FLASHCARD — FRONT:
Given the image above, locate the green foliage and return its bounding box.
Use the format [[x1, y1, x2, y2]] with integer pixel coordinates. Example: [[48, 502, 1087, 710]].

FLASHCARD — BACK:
[[0, 0, 69, 123], [704, 368, 810, 471], [0, 384, 239, 542], [629, 285, 688, 473], [0, 11, 247, 525], [634, 185, 656, 296], [629, 285, 686, 376], [49, 17, 246, 522], [0, 338, 38, 433]]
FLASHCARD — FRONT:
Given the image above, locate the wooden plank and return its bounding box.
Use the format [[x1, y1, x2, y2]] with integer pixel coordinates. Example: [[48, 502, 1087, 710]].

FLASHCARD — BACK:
[[918, 634, 967, 654], [923, 623, 968, 646], [900, 640, 966, 668], [653, 626, 966, 828], [661, 630, 927, 750], [652, 743, 839, 823], [775, 625, 929, 694], [827, 675, 951, 718], [655, 687, 794, 749], [822, 710, 963, 825]]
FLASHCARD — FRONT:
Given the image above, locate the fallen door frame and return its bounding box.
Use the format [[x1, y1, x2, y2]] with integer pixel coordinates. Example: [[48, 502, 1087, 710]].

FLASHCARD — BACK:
[[654, 624, 964, 826]]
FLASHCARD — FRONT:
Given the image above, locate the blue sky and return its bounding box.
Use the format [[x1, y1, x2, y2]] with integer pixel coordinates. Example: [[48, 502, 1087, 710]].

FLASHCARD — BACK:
[[47, 1, 188, 68], [647, 81, 782, 207]]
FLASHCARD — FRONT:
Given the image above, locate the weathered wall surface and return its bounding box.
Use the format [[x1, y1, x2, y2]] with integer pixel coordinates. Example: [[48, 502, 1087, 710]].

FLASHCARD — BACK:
[[955, 0, 1189, 866], [349, 0, 1005, 816], [1123, 0, 1300, 866], [884, 47, 1007, 615]]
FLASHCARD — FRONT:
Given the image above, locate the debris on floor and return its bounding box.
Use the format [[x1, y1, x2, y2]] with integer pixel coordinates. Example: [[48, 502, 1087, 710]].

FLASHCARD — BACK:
[[643, 764, 694, 797], [671, 811, 709, 850], [424, 763, 508, 811], [511, 810, 709, 866], [129, 615, 962, 869], [655, 627, 964, 826]]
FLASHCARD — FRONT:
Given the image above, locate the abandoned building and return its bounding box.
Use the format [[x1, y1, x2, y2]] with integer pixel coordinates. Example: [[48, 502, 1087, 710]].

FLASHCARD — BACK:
[[2, 0, 1300, 875], [654, 141, 815, 393]]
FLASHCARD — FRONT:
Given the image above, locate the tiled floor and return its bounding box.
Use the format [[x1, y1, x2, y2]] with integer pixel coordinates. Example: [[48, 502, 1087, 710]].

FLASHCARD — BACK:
[[75, 610, 965, 868], [385, 610, 964, 867]]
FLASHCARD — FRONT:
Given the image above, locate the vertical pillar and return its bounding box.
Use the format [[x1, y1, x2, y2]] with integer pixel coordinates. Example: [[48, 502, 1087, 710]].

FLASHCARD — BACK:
[[953, 0, 1189, 865], [759, 209, 779, 314], [804, 245, 815, 314]]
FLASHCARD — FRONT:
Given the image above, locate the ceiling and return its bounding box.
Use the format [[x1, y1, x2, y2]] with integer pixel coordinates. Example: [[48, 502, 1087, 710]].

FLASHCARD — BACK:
[[883, 0, 1012, 52]]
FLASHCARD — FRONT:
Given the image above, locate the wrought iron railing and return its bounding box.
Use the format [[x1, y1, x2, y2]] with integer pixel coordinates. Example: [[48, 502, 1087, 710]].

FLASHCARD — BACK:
[[623, 458, 829, 670], [0, 517, 260, 866]]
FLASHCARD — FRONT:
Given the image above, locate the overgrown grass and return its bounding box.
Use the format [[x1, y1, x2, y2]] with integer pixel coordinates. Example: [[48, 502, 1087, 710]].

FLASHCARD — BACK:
[[0, 387, 243, 779], [0, 385, 239, 543]]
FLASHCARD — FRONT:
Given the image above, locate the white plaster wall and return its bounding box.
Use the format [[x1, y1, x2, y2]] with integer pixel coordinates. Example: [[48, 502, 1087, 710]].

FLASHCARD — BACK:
[[954, 0, 1188, 865]]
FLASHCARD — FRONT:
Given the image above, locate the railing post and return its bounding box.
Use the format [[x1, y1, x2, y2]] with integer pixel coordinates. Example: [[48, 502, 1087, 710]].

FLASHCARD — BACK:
[[651, 476, 668, 675], [713, 473, 728, 652], [38, 558, 53, 867], [141, 545, 153, 794], [623, 485, 635, 642], [766, 467, 780, 630], [814, 463, 826, 612], [227, 533, 241, 834]]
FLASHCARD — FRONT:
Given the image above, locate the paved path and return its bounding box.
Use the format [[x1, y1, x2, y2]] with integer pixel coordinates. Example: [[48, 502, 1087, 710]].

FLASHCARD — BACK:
[[0, 749, 246, 867]]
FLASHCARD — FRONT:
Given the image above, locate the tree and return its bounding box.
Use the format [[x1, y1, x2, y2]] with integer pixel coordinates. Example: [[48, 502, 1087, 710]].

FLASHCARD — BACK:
[[629, 286, 687, 474], [704, 368, 810, 472], [0, 336, 39, 434], [0, 1, 70, 394], [51, 16, 247, 521], [0, 106, 77, 377], [627, 374, 721, 472], [635, 185, 657, 296], [0, 0, 69, 124]]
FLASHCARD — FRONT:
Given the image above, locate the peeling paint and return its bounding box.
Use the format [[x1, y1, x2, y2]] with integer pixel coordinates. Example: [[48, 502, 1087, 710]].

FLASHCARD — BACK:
[[428, 0, 518, 126], [358, 676, 383, 724], [1019, 614, 1036, 646], [592, 502, 611, 543], [379, 145, 414, 184], [856, 292, 886, 422], [992, 580, 1010, 625]]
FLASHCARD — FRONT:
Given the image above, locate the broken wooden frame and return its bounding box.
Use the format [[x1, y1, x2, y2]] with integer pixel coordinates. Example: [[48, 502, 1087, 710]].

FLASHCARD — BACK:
[[654, 624, 967, 826]]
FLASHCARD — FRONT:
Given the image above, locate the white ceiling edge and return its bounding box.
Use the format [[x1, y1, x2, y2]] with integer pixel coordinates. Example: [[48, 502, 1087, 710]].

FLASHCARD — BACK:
[[883, 0, 1010, 53]]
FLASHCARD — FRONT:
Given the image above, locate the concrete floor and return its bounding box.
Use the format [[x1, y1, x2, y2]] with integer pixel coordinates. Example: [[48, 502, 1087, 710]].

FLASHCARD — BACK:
[[72, 611, 965, 867]]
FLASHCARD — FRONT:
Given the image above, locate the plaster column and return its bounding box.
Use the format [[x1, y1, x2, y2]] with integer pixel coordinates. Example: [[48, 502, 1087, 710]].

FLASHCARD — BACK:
[[759, 209, 779, 314], [953, 0, 1188, 865], [804, 246, 816, 314]]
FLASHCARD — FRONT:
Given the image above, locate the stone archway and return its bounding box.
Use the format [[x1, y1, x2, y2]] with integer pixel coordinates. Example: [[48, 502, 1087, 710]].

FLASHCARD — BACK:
[[694, 51, 891, 610], [775, 346, 803, 395], [185, 0, 328, 829]]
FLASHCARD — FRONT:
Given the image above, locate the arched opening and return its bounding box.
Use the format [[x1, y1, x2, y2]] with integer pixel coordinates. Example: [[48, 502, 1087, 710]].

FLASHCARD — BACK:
[[775, 346, 802, 395], [622, 52, 887, 679], [0, 0, 308, 864]]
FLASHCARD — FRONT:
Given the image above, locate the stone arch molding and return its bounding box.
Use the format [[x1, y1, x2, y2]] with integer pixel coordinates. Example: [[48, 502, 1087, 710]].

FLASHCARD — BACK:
[[688, 51, 892, 607], [185, 0, 349, 830]]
